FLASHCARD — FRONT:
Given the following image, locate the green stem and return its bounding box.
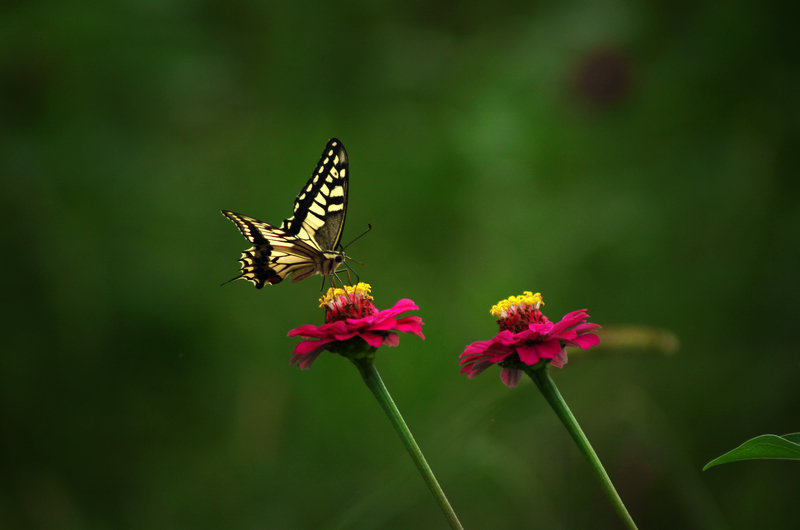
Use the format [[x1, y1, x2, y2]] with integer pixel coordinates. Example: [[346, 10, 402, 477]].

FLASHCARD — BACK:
[[352, 358, 464, 530], [526, 367, 638, 530]]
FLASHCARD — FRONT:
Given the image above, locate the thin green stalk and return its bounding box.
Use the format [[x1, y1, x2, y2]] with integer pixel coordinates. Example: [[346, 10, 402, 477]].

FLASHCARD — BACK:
[[352, 358, 464, 530], [527, 367, 638, 530]]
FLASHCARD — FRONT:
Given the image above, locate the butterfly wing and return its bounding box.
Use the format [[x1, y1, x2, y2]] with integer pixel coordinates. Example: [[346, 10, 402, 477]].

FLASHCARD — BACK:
[[222, 138, 350, 288], [221, 210, 324, 288], [281, 138, 349, 251]]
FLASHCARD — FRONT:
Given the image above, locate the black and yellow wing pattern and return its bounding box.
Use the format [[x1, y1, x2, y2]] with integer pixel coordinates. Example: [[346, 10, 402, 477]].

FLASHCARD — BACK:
[[222, 138, 349, 288]]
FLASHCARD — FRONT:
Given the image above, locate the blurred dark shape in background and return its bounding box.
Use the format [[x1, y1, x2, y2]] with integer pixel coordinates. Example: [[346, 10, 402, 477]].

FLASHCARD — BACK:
[[572, 47, 632, 108]]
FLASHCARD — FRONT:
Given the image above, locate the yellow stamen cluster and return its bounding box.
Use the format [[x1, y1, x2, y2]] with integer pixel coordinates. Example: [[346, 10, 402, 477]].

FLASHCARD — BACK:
[[490, 291, 544, 318], [319, 282, 373, 308]]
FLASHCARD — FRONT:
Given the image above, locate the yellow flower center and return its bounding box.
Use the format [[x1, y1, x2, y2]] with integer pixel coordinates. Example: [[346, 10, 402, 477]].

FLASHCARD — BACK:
[[319, 282, 373, 308], [490, 291, 544, 318]]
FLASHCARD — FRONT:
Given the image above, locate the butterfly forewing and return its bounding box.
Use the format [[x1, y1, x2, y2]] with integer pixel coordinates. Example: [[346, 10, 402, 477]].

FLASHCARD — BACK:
[[281, 139, 349, 250], [221, 138, 350, 288]]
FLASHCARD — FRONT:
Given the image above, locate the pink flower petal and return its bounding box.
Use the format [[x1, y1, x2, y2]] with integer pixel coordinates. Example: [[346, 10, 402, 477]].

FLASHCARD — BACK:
[[388, 298, 420, 314], [485, 345, 514, 363], [549, 310, 590, 335], [346, 314, 378, 328], [463, 360, 494, 377], [383, 332, 400, 347], [359, 331, 385, 348], [291, 349, 325, 370], [462, 340, 492, 356], [292, 338, 333, 356], [527, 321, 554, 338], [288, 324, 330, 338], [515, 343, 542, 365], [570, 333, 600, 348], [573, 322, 601, 334], [500, 367, 522, 388], [550, 348, 567, 368], [494, 329, 520, 345], [366, 316, 399, 331], [395, 316, 425, 339], [534, 339, 563, 359], [331, 330, 359, 341]]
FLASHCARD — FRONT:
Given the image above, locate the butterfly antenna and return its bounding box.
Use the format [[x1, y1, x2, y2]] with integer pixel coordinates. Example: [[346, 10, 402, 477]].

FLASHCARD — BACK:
[[343, 255, 366, 267], [341, 224, 372, 250]]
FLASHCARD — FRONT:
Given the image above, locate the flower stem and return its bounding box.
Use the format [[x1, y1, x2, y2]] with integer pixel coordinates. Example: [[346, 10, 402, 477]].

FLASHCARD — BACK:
[[527, 367, 638, 530], [352, 358, 464, 530]]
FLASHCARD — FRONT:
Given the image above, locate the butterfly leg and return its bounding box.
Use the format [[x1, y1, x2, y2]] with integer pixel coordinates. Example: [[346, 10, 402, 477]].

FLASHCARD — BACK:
[[341, 260, 360, 284], [330, 271, 345, 289]]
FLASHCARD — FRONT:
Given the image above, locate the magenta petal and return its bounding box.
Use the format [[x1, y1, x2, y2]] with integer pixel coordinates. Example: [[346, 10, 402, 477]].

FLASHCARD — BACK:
[[527, 321, 554, 339], [571, 333, 600, 348], [383, 332, 400, 347], [485, 346, 513, 363], [516, 343, 541, 365], [346, 314, 378, 328], [395, 315, 424, 327], [462, 340, 492, 356], [389, 298, 420, 314], [293, 338, 332, 356], [464, 360, 494, 377], [460, 348, 491, 366], [359, 331, 385, 348], [550, 348, 567, 368], [573, 322, 602, 334], [554, 330, 578, 344], [494, 329, 520, 345], [500, 367, 522, 388], [332, 330, 359, 341], [326, 320, 354, 334], [395, 316, 425, 339], [291, 320, 350, 339], [288, 324, 330, 338], [291, 349, 325, 370], [550, 311, 589, 335], [367, 316, 399, 331], [535, 339, 563, 360]]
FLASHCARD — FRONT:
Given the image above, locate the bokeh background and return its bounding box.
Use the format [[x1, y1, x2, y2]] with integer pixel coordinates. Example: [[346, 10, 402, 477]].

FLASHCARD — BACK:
[[2, 0, 798, 528]]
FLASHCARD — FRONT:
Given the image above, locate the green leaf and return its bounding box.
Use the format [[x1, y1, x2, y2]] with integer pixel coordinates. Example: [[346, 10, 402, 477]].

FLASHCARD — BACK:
[[703, 433, 800, 470]]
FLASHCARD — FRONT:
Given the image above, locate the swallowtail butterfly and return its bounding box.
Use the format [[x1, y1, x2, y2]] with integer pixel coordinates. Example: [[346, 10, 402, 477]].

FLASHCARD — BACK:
[[222, 138, 349, 288]]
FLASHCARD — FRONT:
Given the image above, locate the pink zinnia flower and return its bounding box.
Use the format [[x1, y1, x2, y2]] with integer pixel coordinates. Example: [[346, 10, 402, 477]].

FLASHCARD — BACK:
[[288, 283, 425, 369], [459, 291, 600, 387]]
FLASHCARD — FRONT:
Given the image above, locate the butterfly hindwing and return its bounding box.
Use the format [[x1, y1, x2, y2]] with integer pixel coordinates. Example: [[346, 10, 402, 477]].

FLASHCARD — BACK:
[[221, 138, 350, 288], [220, 210, 323, 288]]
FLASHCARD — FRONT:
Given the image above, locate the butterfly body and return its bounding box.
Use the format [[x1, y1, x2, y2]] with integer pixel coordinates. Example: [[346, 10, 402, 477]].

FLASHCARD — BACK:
[[222, 138, 349, 289]]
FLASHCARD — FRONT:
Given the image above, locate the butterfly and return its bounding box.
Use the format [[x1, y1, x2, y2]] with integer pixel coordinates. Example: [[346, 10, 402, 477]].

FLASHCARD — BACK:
[[222, 138, 350, 289]]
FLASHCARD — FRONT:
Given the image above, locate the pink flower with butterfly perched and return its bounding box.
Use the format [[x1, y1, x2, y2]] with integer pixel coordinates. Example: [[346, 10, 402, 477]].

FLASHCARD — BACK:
[[288, 283, 425, 369], [459, 291, 600, 387]]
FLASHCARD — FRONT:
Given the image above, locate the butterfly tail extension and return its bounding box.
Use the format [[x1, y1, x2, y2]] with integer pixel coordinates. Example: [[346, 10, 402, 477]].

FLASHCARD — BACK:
[[239, 247, 283, 288]]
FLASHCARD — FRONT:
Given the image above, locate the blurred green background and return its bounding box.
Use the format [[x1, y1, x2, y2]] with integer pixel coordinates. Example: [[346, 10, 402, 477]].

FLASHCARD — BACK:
[[2, 0, 799, 528]]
